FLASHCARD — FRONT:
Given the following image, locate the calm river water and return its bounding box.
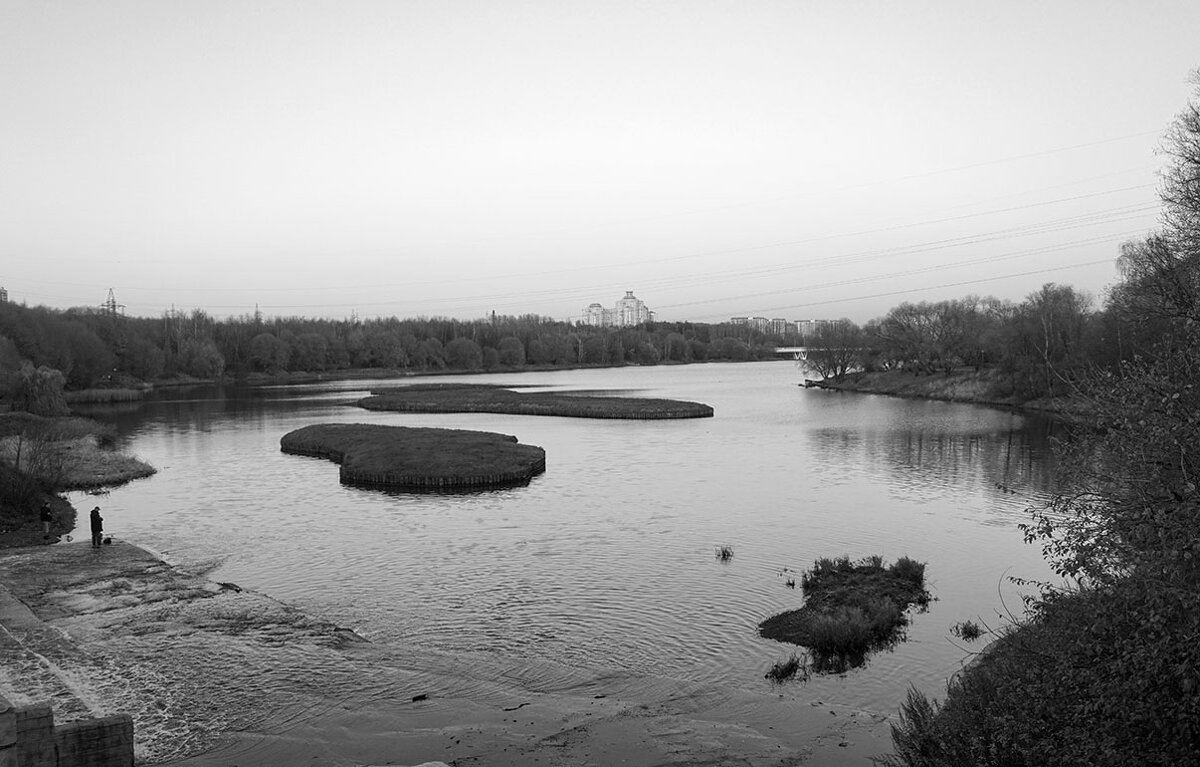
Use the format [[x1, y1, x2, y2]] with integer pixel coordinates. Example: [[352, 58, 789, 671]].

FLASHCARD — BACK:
[[73, 361, 1060, 753]]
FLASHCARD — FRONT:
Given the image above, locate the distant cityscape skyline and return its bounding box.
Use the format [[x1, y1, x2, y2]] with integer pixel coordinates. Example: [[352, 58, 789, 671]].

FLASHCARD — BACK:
[[1, 280, 825, 334]]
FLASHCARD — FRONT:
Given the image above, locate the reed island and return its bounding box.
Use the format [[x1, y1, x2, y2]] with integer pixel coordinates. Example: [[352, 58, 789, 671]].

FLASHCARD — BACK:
[[357, 383, 714, 419], [280, 423, 546, 491]]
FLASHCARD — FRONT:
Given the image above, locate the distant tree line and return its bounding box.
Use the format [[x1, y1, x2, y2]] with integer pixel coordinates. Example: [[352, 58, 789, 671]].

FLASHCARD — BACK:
[[0, 254, 1179, 408], [804, 282, 1107, 401], [0, 304, 798, 398]]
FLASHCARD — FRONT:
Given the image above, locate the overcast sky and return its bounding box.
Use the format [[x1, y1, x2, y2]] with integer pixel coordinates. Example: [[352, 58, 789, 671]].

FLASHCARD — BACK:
[[3, 1, 1198, 324]]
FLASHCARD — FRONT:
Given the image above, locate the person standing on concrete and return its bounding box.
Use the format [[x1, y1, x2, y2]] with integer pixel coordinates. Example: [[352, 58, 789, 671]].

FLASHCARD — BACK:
[[90, 506, 104, 548], [40, 503, 53, 541]]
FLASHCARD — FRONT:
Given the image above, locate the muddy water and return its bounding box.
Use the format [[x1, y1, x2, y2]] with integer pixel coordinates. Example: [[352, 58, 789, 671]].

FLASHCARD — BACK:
[[71, 361, 1060, 762]]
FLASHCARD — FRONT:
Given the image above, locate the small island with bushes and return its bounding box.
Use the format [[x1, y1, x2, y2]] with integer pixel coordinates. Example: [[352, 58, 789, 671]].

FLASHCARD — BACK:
[[280, 423, 547, 491], [759, 555, 929, 672], [357, 383, 714, 419]]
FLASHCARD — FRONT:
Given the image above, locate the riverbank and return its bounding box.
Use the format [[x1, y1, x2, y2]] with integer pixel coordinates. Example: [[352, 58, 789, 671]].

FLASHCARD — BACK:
[[809, 368, 1083, 416], [0, 464, 76, 547], [0, 540, 896, 766], [880, 577, 1200, 766], [0, 412, 156, 549]]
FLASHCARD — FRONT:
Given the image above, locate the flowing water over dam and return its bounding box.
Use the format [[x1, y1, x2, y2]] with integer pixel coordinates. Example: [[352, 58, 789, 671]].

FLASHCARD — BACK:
[[64, 361, 1060, 762]]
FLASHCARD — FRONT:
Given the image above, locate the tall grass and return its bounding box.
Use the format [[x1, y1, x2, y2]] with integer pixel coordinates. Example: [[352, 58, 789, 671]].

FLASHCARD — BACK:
[[765, 654, 807, 683], [889, 556, 926, 587], [805, 599, 903, 655], [951, 620, 983, 642], [64, 388, 147, 404], [0, 413, 114, 442]]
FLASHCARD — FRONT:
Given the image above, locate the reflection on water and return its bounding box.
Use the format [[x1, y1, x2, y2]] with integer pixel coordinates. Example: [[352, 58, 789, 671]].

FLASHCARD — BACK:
[[802, 393, 1059, 525], [72, 362, 1063, 754]]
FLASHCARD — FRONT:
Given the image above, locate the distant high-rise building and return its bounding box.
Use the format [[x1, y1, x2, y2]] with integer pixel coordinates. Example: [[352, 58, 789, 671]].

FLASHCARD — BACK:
[[615, 291, 651, 325], [796, 319, 833, 340], [584, 302, 611, 326], [0, 285, 7, 303], [582, 291, 653, 327]]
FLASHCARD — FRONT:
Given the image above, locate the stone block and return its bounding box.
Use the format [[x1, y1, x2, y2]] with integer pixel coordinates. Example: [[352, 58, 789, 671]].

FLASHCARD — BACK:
[[14, 704, 56, 767], [0, 694, 15, 767], [55, 714, 135, 767]]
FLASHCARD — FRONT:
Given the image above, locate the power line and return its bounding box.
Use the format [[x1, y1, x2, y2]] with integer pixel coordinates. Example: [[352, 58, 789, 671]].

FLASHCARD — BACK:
[[680, 260, 1117, 321], [5, 180, 1158, 297], [44, 196, 1153, 315]]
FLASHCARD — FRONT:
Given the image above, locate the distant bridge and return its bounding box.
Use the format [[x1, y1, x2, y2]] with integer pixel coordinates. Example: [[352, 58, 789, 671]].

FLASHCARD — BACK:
[[773, 346, 857, 361], [774, 346, 811, 360]]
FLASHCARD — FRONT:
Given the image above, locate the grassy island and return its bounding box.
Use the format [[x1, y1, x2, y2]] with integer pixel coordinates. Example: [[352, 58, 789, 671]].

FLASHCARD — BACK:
[[0, 413, 156, 491], [357, 383, 714, 419], [759, 555, 929, 671], [280, 423, 546, 491]]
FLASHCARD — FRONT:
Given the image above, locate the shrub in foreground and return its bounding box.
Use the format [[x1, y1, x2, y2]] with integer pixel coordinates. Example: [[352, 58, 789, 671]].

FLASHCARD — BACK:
[[876, 581, 1200, 767]]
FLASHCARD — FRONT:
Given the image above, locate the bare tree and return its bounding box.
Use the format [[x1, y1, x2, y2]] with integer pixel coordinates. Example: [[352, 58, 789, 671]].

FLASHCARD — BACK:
[[804, 319, 864, 379]]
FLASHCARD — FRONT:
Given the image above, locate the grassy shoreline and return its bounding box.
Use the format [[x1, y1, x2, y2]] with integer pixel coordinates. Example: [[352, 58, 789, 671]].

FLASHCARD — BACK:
[[808, 368, 1085, 416]]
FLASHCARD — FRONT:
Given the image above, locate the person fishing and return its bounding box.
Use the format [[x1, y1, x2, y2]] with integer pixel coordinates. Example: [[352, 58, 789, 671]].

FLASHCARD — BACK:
[[40, 502, 53, 541], [90, 506, 104, 548]]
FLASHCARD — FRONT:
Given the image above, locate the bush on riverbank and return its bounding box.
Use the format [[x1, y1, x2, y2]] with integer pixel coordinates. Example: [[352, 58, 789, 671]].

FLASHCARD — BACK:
[[358, 383, 714, 419], [0, 463, 76, 547], [760, 555, 929, 671], [879, 581, 1200, 767], [878, 78, 1200, 766], [281, 423, 546, 491]]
